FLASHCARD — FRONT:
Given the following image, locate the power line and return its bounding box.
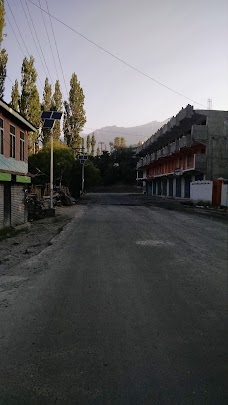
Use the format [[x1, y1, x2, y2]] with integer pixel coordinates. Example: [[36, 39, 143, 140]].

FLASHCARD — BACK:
[[44, 0, 68, 98], [19, 0, 49, 85], [38, 0, 59, 82], [24, 0, 53, 86], [5, 14, 25, 56], [5, 2, 43, 90], [6, 0, 31, 57], [27, 0, 207, 108]]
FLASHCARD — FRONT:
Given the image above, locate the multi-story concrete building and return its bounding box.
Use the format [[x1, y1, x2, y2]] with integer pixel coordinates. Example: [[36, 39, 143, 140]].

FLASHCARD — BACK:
[[0, 99, 37, 229], [136, 105, 228, 198]]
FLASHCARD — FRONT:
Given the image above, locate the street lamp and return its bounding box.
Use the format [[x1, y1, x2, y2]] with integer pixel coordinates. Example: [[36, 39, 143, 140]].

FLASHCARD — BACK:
[[41, 111, 62, 209]]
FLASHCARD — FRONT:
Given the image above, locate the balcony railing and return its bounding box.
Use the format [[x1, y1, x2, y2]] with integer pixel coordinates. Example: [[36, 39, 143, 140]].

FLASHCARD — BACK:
[[163, 144, 171, 156], [136, 159, 143, 169], [157, 149, 163, 159]]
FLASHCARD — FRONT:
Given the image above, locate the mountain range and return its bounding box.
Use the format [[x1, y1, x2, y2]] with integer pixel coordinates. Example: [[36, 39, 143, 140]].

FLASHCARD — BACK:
[[84, 119, 169, 149]]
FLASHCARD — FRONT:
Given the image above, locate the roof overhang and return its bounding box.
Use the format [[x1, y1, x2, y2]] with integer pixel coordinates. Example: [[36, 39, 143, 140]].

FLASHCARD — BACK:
[[0, 99, 37, 132]]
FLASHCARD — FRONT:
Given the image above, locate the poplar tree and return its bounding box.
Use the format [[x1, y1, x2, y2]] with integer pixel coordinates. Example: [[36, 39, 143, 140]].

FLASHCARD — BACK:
[[86, 135, 91, 155], [10, 79, 20, 111], [63, 73, 86, 149], [91, 133, 96, 156], [0, 0, 8, 98], [52, 80, 62, 141], [81, 136, 85, 153], [20, 56, 41, 153], [41, 77, 52, 144], [114, 137, 121, 148], [96, 146, 100, 156], [120, 137, 126, 148]]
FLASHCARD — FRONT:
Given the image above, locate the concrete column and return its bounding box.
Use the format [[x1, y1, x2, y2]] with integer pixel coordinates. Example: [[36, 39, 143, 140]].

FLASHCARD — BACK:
[[173, 177, 176, 198], [155, 180, 158, 196], [181, 176, 185, 198], [167, 178, 169, 197]]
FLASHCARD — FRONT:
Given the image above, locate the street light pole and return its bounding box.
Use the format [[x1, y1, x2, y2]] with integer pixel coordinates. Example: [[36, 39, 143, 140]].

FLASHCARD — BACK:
[[50, 128, 54, 208], [82, 161, 85, 194]]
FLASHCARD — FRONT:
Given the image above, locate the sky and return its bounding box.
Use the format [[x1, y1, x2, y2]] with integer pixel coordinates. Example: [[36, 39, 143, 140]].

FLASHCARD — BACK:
[[3, 0, 228, 133]]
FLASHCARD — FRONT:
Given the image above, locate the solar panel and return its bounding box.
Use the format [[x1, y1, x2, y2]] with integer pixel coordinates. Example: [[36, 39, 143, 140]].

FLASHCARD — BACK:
[[42, 119, 55, 129], [51, 111, 62, 120], [41, 111, 62, 121], [41, 111, 52, 120]]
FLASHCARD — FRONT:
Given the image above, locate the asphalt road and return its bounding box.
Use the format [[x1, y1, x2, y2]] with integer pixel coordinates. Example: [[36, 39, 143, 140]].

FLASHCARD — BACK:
[[0, 193, 227, 404]]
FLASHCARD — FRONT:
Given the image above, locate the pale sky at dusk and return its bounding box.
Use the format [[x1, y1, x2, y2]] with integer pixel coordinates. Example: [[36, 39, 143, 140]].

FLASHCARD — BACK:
[[4, 0, 228, 133]]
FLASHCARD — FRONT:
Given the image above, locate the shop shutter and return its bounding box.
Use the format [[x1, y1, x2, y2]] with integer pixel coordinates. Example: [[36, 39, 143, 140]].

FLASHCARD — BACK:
[[11, 185, 26, 227], [0, 184, 4, 229]]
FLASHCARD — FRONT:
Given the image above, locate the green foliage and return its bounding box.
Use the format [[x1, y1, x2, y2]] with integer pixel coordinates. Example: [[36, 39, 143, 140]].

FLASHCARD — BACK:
[[0, 0, 5, 44], [63, 73, 86, 149], [91, 133, 96, 156], [52, 80, 62, 142], [28, 142, 75, 188], [81, 136, 85, 153], [0, 2, 7, 98], [41, 77, 52, 145], [114, 137, 121, 148], [29, 142, 102, 197], [10, 79, 20, 111], [0, 48, 7, 98], [92, 148, 136, 185], [120, 137, 126, 148], [86, 135, 91, 154], [20, 56, 40, 153], [114, 136, 126, 149]]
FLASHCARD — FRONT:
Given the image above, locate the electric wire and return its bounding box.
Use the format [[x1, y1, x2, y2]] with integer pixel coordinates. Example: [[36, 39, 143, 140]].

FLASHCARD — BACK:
[[44, 0, 68, 98], [27, 0, 207, 108], [38, 0, 59, 82], [24, 0, 53, 85]]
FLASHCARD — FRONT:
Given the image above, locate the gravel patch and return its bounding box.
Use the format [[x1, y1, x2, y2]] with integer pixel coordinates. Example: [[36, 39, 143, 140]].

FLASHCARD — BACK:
[[0, 205, 80, 276]]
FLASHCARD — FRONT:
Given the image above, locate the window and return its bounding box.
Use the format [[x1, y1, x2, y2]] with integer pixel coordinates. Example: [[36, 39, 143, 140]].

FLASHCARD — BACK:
[[0, 118, 3, 155], [10, 125, 16, 158], [20, 131, 25, 161]]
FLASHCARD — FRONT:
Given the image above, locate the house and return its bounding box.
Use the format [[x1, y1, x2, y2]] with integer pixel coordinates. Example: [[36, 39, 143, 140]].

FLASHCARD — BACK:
[[136, 105, 228, 198], [0, 99, 37, 229]]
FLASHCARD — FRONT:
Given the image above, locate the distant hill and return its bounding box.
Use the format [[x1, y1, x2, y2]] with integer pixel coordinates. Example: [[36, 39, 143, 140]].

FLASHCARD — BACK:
[[83, 119, 169, 149]]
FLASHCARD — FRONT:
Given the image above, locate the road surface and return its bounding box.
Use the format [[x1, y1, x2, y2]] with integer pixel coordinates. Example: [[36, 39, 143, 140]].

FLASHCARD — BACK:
[[0, 193, 227, 404]]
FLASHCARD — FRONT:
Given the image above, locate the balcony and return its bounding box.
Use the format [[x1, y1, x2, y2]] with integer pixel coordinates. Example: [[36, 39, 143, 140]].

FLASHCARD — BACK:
[[136, 159, 143, 169], [157, 149, 163, 159], [151, 152, 157, 163], [191, 125, 207, 143], [194, 154, 207, 172], [163, 144, 171, 156]]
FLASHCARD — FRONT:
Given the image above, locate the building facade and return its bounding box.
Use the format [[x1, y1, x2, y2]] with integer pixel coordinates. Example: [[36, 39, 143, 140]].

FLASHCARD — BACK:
[[136, 105, 228, 198], [0, 99, 37, 229]]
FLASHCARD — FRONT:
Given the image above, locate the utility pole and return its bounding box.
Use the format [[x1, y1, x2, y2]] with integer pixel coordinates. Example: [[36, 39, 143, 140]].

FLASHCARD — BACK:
[[82, 161, 85, 194], [50, 128, 54, 208]]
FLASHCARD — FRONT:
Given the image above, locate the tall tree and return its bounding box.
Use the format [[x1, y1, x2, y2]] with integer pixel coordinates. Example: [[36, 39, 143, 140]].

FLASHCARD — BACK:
[[63, 73, 86, 149], [52, 80, 62, 141], [114, 137, 121, 148], [0, 0, 8, 98], [120, 137, 126, 148], [10, 79, 20, 111], [20, 56, 41, 153], [86, 134, 91, 155], [91, 133, 96, 156], [96, 146, 100, 156], [81, 136, 85, 153], [41, 77, 52, 145]]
